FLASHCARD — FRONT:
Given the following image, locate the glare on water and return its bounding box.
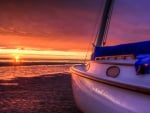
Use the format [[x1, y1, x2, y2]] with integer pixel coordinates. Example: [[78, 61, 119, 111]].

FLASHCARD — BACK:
[[0, 65, 71, 80]]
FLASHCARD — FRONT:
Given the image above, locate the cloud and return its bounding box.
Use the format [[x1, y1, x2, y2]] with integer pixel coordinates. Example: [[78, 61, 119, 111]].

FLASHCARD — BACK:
[[0, 0, 106, 52]]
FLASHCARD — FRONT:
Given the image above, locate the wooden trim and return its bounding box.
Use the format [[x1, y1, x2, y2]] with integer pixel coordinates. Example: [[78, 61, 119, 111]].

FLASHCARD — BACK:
[[71, 67, 150, 95], [92, 61, 134, 66], [95, 54, 136, 60]]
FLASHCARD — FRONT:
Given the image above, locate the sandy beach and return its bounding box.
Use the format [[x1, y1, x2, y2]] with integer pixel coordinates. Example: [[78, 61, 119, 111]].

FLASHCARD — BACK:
[[0, 73, 79, 113]]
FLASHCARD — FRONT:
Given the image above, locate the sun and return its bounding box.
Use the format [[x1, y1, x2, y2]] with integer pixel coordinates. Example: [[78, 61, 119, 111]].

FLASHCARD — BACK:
[[14, 55, 20, 63]]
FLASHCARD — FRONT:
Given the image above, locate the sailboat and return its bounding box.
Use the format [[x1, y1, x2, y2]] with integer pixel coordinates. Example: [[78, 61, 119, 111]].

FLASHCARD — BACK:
[[70, 0, 150, 113]]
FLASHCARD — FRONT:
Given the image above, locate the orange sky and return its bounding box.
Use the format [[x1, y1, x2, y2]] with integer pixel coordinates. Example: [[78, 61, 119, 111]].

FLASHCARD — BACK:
[[1, 0, 150, 61], [0, 48, 87, 60], [0, 0, 105, 60]]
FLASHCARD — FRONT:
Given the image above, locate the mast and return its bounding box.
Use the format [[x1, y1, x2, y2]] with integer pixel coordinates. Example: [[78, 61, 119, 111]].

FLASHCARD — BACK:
[[96, 0, 114, 46]]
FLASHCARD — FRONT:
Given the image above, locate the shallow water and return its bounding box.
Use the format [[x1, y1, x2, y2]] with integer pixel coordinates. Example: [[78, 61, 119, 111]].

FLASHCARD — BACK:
[[0, 64, 71, 80]]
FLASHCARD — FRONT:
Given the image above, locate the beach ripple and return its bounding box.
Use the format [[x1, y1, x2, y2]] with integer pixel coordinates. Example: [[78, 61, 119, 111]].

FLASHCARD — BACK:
[[0, 73, 79, 113]]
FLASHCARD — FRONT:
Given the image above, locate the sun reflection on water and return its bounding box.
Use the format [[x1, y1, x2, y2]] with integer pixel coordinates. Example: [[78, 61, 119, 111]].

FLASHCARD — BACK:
[[0, 65, 71, 80]]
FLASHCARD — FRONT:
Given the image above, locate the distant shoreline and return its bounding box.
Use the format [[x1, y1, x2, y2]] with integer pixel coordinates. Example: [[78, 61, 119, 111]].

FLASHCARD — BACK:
[[0, 61, 83, 67]]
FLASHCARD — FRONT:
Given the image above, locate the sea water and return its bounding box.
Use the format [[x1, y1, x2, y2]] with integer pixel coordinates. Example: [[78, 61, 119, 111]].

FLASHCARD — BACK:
[[0, 65, 71, 80]]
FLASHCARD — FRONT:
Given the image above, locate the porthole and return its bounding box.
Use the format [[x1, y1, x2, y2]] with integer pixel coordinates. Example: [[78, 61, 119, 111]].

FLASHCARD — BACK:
[[106, 66, 120, 78]]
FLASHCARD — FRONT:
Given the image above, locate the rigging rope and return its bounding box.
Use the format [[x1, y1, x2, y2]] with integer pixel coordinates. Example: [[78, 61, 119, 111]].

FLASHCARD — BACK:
[[84, 1, 106, 63]]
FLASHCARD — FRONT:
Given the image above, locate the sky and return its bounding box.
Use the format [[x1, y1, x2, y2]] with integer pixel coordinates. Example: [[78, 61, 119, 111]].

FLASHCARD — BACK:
[[0, 0, 105, 60], [0, 0, 150, 61], [106, 0, 150, 46]]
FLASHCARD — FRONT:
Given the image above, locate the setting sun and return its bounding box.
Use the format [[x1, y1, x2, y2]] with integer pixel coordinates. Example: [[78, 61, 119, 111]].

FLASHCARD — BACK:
[[14, 55, 20, 63], [0, 48, 88, 60]]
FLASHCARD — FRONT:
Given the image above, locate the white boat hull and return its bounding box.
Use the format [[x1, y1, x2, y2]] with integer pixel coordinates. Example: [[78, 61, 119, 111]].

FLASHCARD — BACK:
[[71, 62, 150, 113]]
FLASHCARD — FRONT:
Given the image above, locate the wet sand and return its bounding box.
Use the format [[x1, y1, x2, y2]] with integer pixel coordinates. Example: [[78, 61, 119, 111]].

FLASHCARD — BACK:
[[0, 73, 79, 113]]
